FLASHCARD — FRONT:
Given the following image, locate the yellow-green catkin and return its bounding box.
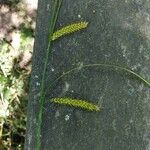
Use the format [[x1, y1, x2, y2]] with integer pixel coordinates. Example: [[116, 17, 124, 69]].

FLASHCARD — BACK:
[[51, 97, 100, 111], [52, 21, 88, 41]]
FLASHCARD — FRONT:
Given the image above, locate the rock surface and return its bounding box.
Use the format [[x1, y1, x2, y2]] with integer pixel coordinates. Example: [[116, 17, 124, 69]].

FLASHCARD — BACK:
[[25, 0, 150, 149]]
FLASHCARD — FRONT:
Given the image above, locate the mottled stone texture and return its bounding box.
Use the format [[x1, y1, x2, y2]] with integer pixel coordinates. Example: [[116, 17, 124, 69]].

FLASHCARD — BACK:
[[25, 0, 150, 150]]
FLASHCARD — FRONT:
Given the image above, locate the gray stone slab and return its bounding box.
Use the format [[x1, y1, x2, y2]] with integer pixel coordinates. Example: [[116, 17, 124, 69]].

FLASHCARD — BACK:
[[25, 0, 150, 150]]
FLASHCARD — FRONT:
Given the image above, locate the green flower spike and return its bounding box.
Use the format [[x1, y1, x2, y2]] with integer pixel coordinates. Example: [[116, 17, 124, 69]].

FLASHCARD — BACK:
[[51, 97, 100, 111], [52, 21, 88, 40]]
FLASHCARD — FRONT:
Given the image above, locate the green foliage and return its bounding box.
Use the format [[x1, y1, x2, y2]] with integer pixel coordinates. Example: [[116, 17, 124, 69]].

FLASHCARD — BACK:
[[0, 0, 35, 148], [21, 27, 34, 39], [1, 0, 20, 7], [0, 25, 33, 149]]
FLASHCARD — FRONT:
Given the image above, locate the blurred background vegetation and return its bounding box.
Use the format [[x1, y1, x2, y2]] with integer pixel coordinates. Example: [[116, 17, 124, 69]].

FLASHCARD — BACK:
[[0, 0, 38, 149]]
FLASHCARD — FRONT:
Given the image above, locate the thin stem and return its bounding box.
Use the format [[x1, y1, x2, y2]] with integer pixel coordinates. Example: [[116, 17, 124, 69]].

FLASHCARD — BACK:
[[36, 0, 62, 150], [0, 121, 4, 138], [46, 63, 150, 93]]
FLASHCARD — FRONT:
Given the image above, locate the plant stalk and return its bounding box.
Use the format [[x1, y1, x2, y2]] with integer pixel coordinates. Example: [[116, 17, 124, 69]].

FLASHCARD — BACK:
[[46, 63, 150, 93], [36, 0, 62, 150]]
